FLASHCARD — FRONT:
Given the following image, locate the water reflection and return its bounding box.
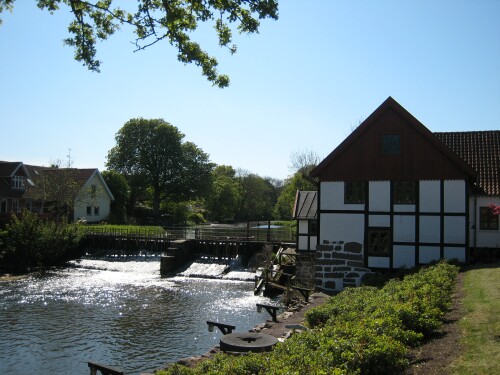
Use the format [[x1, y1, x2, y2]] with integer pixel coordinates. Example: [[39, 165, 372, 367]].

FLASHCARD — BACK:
[[0, 260, 277, 375]]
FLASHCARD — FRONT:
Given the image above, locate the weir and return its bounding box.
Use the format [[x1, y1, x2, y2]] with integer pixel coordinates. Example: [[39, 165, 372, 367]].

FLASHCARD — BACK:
[[81, 233, 292, 275]]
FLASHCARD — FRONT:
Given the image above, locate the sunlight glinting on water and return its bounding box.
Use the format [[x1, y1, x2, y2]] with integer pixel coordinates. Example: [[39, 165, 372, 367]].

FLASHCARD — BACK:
[[0, 259, 278, 375]]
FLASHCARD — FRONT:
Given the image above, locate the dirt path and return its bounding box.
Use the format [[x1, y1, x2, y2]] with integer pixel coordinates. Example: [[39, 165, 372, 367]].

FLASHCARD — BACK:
[[404, 271, 466, 374]]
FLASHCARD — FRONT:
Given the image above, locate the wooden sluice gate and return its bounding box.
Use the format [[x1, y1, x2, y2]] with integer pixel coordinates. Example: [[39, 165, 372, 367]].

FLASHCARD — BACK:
[[82, 233, 172, 256], [81, 228, 290, 278], [191, 239, 270, 263]]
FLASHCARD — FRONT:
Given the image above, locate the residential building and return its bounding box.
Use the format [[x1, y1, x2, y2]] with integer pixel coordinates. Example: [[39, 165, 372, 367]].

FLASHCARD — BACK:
[[298, 97, 499, 292], [0, 161, 114, 224]]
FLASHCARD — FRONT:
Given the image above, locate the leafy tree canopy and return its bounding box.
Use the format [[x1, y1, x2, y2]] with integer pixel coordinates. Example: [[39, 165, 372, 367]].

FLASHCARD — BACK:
[[274, 171, 316, 220], [236, 170, 277, 220], [101, 169, 130, 223], [106, 118, 213, 217], [206, 165, 240, 222], [0, 0, 279, 87]]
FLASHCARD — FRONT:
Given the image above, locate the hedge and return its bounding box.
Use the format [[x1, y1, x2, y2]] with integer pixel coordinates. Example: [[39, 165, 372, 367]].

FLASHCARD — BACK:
[[157, 262, 459, 375]]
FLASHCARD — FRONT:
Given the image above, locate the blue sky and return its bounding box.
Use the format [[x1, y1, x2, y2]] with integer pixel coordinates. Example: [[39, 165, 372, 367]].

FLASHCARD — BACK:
[[1, 1, 499, 180]]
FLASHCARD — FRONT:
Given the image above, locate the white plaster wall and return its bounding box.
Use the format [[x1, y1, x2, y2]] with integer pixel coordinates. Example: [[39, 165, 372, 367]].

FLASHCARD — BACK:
[[444, 180, 466, 213], [320, 213, 365, 244], [393, 215, 415, 242], [444, 247, 466, 262], [470, 196, 500, 248], [298, 236, 309, 250], [419, 246, 441, 264], [419, 216, 441, 243], [394, 204, 415, 213], [393, 245, 416, 268], [368, 256, 390, 268], [309, 236, 317, 250], [369, 215, 390, 227], [298, 220, 308, 234], [74, 173, 112, 222], [419, 180, 440, 213], [369, 181, 390, 212], [321, 182, 364, 211], [444, 216, 466, 244]]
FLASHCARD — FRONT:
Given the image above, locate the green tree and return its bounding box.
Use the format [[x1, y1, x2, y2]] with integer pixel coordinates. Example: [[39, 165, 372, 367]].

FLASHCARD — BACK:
[[0, 0, 278, 87], [206, 165, 240, 222], [0, 210, 82, 273], [288, 148, 320, 186], [236, 171, 277, 220], [178, 141, 214, 201], [101, 169, 130, 223], [106, 118, 213, 219], [30, 161, 82, 224], [274, 171, 316, 219]]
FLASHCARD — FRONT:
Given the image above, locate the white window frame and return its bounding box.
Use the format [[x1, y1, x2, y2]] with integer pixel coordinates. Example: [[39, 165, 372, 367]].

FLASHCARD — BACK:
[[12, 175, 25, 190]]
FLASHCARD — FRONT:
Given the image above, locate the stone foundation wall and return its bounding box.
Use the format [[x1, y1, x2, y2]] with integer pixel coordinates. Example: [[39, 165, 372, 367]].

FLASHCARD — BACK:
[[294, 253, 316, 288], [314, 241, 372, 293]]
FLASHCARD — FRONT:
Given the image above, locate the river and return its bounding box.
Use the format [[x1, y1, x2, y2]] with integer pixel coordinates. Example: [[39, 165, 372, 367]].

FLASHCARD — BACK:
[[0, 258, 278, 375]]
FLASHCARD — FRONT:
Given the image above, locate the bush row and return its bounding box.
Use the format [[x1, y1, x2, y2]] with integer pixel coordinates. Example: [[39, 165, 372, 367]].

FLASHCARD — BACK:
[[157, 262, 458, 375], [0, 210, 84, 274]]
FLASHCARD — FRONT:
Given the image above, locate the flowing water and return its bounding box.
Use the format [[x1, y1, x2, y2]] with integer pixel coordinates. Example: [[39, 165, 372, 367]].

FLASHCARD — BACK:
[[0, 258, 278, 375]]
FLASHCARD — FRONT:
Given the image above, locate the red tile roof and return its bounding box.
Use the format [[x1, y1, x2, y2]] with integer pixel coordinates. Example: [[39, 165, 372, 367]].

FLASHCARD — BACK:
[[435, 131, 500, 196]]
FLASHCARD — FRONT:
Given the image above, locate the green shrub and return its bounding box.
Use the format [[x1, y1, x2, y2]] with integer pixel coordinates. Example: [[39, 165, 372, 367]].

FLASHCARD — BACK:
[[157, 262, 459, 375], [0, 210, 83, 273]]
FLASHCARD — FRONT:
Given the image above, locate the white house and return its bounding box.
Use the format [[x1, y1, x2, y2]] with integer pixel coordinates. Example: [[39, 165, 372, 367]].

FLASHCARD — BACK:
[[70, 168, 115, 223], [0, 162, 114, 224], [301, 97, 499, 293]]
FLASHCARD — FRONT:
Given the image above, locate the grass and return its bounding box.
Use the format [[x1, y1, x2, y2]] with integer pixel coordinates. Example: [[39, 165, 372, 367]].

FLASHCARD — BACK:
[[451, 262, 500, 374], [77, 224, 167, 236]]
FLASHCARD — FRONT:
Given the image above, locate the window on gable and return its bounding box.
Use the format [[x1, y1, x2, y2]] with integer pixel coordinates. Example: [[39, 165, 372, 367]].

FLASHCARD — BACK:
[[367, 228, 391, 255], [94, 206, 100, 216], [12, 175, 26, 190], [345, 182, 365, 204], [394, 181, 416, 204], [479, 207, 499, 230], [382, 134, 401, 155], [87, 206, 92, 215]]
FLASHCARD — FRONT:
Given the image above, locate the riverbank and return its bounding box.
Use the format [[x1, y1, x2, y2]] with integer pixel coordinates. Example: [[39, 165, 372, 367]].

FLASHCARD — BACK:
[[153, 292, 331, 371], [153, 263, 489, 375]]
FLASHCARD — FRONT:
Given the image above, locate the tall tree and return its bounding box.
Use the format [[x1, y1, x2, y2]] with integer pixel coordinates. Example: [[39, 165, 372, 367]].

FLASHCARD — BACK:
[[274, 171, 316, 220], [289, 149, 320, 177], [106, 118, 213, 217], [0, 0, 279, 87], [236, 171, 277, 220], [101, 169, 130, 223], [178, 141, 214, 201], [206, 165, 240, 222], [29, 160, 84, 224]]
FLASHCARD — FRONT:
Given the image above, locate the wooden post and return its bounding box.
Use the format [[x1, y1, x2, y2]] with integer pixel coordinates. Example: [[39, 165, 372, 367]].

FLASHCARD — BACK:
[[256, 303, 279, 322], [206, 321, 236, 335]]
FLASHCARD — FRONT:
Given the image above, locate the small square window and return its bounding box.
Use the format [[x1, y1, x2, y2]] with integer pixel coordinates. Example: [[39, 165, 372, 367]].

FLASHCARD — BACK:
[[382, 134, 400, 155], [394, 181, 416, 204], [367, 229, 390, 255], [479, 207, 499, 230], [345, 182, 365, 204], [309, 220, 318, 236]]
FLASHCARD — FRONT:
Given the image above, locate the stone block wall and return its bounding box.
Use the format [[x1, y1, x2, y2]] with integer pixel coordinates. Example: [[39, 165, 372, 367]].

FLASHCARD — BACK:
[[315, 241, 372, 293], [294, 253, 316, 288]]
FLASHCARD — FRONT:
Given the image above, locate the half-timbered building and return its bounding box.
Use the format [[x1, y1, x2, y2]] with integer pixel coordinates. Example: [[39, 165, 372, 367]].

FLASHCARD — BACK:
[[304, 97, 499, 292]]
